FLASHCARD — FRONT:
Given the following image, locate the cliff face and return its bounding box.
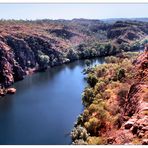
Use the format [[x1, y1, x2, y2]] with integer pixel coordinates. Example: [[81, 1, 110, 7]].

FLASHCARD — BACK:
[[0, 20, 101, 89], [112, 49, 148, 145], [0, 41, 24, 86]]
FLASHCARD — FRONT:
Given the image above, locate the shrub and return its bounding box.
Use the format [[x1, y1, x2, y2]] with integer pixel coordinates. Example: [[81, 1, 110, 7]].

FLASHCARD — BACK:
[[83, 109, 90, 121], [76, 114, 84, 125], [131, 41, 141, 50], [38, 55, 49, 68], [37, 51, 49, 69], [95, 103, 107, 120], [82, 88, 94, 106], [88, 104, 98, 114], [71, 125, 89, 142], [105, 56, 119, 63], [84, 117, 100, 135], [117, 68, 126, 81], [87, 136, 105, 145], [96, 67, 106, 77], [113, 68, 126, 81], [101, 89, 112, 100], [94, 93, 102, 101], [94, 81, 106, 95], [87, 73, 98, 87], [72, 139, 88, 145], [66, 48, 79, 60], [117, 87, 129, 106], [85, 59, 91, 67], [119, 43, 131, 51]]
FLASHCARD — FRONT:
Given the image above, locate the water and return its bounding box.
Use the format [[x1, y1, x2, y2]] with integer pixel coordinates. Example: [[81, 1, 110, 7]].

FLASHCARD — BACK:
[[0, 57, 104, 145]]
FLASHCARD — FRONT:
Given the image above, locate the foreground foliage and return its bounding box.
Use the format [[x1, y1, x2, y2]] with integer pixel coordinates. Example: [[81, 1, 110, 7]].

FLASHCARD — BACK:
[[71, 51, 141, 145]]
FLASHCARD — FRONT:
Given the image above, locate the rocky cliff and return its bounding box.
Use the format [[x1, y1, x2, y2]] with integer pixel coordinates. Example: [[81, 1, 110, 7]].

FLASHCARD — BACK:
[[0, 19, 148, 96], [112, 48, 148, 145]]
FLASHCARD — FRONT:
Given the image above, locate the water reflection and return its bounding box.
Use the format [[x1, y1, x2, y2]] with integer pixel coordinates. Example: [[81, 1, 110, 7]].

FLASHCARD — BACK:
[[0, 57, 105, 145]]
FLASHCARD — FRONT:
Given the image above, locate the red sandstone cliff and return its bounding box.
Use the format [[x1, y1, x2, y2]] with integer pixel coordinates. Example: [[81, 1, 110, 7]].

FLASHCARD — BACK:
[[111, 49, 148, 145]]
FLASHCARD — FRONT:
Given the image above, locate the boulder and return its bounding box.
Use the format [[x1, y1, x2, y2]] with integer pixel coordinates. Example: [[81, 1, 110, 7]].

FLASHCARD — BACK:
[[132, 124, 139, 135], [138, 132, 144, 138], [7, 88, 16, 94], [124, 121, 134, 129], [142, 139, 148, 145], [142, 126, 148, 131], [0, 89, 5, 96]]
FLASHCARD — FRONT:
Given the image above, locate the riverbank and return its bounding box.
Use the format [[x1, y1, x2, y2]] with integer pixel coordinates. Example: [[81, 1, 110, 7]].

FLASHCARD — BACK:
[[71, 49, 148, 145], [0, 48, 143, 98]]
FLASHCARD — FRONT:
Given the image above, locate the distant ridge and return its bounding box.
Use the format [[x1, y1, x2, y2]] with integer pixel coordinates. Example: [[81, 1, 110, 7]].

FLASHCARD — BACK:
[[102, 17, 148, 23]]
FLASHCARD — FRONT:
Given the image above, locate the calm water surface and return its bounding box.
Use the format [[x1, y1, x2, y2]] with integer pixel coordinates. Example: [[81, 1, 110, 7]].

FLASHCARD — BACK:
[[0, 58, 105, 144]]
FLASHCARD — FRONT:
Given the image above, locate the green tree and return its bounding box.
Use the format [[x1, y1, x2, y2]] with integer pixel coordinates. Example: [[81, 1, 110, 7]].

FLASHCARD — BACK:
[[37, 51, 49, 69], [85, 59, 91, 67], [66, 48, 79, 61], [87, 74, 98, 87], [117, 68, 125, 81]]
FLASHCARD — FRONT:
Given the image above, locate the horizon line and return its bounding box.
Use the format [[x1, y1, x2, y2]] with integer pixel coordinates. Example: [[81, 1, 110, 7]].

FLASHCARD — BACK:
[[1, 17, 148, 21]]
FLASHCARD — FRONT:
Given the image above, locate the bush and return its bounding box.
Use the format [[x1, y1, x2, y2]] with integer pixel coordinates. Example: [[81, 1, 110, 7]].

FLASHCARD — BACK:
[[85, 59, 91, 67], [88, 104, 98, 114], [72, 139, 88, 145], [94, 81, 106, 94], [131, 41, 141, 50], [71, 125, 89, 142], [38, 55, 49, 68], [87, 74, 98, 87], [37, 51, 49, 69], [83, 109, 89, 121], [76, 114, 84, 125], [101, 89, 112, 100], [87, 136, 104, 145], [117, 68, 126, 81], [119, 43, 130, 51], [82, 88, 94, 107], [105, 56, 119, 63], [96, 67, 106, 77], [84, 117, 100, 135], [113, 68, 126, 81], [117, 87, 129, 106], [66, 48, 79, 60]]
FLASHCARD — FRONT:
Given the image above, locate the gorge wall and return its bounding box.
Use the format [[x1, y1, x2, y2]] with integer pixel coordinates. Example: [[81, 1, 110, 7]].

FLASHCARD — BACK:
[[0, 19, 148, 95]]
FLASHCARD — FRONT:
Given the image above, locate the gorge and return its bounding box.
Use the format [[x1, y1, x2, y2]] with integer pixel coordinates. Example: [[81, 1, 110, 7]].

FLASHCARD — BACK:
[[0, 19, 147, 145]]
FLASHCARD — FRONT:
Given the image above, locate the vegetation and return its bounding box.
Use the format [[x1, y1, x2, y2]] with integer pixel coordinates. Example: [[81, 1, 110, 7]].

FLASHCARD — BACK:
[[71, 51, 140, 145], [37, 51, 50, 69]]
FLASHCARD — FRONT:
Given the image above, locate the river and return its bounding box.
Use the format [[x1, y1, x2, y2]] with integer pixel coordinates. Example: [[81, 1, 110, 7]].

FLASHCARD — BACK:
[[0, 57, 105, 145]]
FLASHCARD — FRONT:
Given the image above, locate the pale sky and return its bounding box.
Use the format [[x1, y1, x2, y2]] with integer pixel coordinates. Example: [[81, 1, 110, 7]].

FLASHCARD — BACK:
[[0, 4, 148, 20]]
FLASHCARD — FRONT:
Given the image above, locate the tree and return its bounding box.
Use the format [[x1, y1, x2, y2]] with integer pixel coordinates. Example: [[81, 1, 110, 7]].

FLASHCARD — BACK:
[[85, 59, 91, 67], [71, 125, 89, 142], [85, 117, 100, 135], [82, 88, 94, 106], [37, 51, 50, 69], [87, 74, 98, 87], [117, 68, 125, 81], [66, 48, 79, 61]]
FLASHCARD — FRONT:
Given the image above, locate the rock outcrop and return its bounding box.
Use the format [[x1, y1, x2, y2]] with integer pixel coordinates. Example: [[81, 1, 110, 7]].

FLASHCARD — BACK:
[[7, 88, 16, 94], [112, 49, 148, 145]]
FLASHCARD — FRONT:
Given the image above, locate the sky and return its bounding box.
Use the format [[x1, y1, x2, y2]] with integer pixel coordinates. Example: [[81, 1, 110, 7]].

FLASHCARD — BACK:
[[0, 3, 148, 20]]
